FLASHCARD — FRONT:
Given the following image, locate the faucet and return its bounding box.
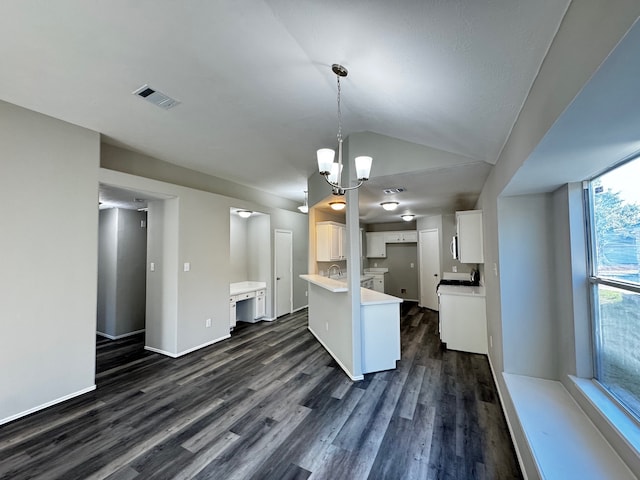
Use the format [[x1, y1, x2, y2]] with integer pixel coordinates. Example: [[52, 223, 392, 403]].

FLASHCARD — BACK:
[[328, 264, 342, 278]]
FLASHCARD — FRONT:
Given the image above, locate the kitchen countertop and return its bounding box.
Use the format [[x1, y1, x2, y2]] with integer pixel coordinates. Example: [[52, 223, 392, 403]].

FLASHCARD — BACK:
[[437, 284, 485, 297], [300, 274, 402, 305], [230, 281, 267, 296]]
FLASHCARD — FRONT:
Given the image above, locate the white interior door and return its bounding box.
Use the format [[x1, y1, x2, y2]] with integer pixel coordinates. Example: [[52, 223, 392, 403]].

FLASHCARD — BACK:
[[275, 230, 293, 317], [419, 229, 440, 310]]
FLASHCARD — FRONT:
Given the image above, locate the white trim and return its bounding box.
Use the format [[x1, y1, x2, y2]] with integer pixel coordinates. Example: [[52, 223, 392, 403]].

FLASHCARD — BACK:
[[96, 329, 145, 340], [1, 385, 96, 426], [487, 354, 529, 480], [308, 326, 364, 381], [292, 304, 308, 313], [144, 334, 230, 358]]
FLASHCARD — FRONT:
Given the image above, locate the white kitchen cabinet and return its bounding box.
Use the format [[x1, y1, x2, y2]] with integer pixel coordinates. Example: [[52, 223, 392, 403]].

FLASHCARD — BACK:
[[316, 221, 346, 261], [384, 230, 417, 243], [438, 286, 487, 354], [456, 210, 484, 263], [371, 274, 385, 293], [229, 296, 237, 329], [366, 232, 386, 258], [254, 289, 266, 319]]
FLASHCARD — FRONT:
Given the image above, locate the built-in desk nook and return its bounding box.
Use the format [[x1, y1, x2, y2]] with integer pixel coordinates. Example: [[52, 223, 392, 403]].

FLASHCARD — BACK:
[[229, 281, 266, 329]]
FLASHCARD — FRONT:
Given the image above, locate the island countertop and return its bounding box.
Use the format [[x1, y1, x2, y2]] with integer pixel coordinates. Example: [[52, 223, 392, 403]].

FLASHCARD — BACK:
[[300, 274, 402, 305]]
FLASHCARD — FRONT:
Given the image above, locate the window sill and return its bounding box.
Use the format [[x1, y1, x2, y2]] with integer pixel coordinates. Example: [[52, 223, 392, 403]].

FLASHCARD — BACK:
[[503, 373, 636, 479], [567, 375, 640, 474]]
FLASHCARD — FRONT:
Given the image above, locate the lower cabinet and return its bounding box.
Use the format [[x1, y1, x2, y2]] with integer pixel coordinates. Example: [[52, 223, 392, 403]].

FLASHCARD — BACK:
[[371, 274, 385, 293], [229, 296, 237, 329], [438, 292, 487, 354], [255, 289, 266, 319]]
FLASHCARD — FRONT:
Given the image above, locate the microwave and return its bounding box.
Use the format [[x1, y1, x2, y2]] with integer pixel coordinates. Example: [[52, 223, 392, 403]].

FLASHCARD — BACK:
[[450, 235, 459, 260]]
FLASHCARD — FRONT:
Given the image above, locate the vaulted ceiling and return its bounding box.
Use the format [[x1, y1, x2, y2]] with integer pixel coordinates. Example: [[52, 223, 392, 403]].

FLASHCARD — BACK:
[[0, 1, 570, 218]]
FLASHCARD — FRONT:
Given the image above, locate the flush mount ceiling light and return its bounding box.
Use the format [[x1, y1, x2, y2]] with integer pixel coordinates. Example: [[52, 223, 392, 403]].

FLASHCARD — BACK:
[[298, 190, 309, 214], [381, 201, 399, 211], [329, 201, 346, 211], [401, 214, 415, 222], [237, 210, 252, 218], [317, 64, 373, 196]]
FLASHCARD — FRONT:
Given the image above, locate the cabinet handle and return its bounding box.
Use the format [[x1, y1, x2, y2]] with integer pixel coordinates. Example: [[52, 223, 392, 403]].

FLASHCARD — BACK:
[[276, 277, 281, 280]]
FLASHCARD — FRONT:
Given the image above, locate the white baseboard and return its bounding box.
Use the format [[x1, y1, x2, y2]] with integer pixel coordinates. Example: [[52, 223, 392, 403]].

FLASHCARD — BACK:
[[1, 385, 96, 426], [487, 354, 529, 480], [292, 304, 308, 313], [97, 329, 145, 340], [308, 326, 364, 381], [144, 334, 231, 358]]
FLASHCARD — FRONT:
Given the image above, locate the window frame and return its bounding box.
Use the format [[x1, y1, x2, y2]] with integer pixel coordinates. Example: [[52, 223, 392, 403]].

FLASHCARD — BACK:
[[586, 156, 640, 423]]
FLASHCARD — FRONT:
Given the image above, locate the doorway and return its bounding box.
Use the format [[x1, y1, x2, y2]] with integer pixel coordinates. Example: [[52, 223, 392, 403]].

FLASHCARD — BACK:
[[419, 229, 440, 310], [275, 229, 293, 317]]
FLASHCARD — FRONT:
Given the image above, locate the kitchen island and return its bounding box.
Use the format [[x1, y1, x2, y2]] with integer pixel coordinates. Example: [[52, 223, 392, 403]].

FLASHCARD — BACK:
[[301, 274, 403, 380]]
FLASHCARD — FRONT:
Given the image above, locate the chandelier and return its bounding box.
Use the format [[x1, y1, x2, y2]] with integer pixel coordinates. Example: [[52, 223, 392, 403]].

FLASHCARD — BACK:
[[317, 64, 372, 196]]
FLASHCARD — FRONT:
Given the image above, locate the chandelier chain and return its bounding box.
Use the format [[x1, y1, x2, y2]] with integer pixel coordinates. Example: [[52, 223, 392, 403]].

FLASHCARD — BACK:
[[336, 75, 342, 143]]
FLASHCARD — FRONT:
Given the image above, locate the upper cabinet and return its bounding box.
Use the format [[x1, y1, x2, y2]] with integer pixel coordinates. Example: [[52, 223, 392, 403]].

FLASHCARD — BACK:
[[366, 232, 386, 258], [366, 230, 417, 257], [384, 230, 417, 243], [456, 210, 484, 263], [317, 221, 346, 262]]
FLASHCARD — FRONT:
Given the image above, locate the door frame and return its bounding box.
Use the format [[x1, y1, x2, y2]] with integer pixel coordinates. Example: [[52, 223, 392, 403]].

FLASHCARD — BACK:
[[418, 228, 441, 310], [274, 229, 293, 317]]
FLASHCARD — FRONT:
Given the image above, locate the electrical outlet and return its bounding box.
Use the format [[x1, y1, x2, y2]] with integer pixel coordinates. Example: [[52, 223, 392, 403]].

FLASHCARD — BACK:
[[401, 288, 406, 294], [325, 322, 329, 331], [150, 262, 155, 272], [410, 262, 414, 268], [374, 263, 378, 267], [206, 318, 212, 328], [452, 266, 457, 272], [489, 335, 493, 348], [305, 290, 308, 297]]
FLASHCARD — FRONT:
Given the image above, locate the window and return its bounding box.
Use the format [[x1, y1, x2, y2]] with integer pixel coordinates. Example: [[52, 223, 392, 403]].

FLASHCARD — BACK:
[[588, 156, 640, 419]]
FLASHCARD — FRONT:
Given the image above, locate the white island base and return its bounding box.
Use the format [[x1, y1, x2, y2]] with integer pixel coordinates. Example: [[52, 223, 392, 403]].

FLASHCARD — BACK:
[[301, 274, 402, 380]]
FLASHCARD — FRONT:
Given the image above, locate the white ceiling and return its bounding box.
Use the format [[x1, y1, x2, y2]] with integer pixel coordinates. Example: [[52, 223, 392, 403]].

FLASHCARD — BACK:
[[1, 0, 570, 219]]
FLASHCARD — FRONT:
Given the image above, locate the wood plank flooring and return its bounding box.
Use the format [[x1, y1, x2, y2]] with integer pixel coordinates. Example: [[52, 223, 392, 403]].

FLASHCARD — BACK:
[[0, 304, 522, 479]]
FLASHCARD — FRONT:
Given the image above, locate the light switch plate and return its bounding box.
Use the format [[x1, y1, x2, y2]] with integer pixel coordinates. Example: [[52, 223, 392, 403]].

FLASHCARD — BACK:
[[184, 262, 190, 272], [150, 262, 155, 272]]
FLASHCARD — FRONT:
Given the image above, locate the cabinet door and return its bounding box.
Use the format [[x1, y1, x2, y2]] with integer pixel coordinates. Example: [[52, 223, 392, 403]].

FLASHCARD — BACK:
[[457, 210, 484, 263], [254, 290, 266, 319], [366, 232, 386, 258], [340, 226, 348, 260], [330, 225, 341, 261], [384, 231, 402, 243], [317, 223, 343, 262], [230, 296, 237, 329], [373, 276, 384, 293], [401, 231, 417, 243]]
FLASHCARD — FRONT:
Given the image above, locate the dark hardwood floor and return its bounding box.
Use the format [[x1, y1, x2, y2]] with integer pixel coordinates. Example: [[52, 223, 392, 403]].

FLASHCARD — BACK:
[[0, 304, 522, 479]]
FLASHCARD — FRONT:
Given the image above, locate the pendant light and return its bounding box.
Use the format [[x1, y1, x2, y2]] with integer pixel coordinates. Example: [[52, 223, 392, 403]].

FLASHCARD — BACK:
[[317, 64, 373, 196], [298, 190, 309, 213]]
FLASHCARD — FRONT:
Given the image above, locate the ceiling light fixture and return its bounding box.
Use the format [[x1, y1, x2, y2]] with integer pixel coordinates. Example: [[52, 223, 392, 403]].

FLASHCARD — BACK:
[[317, 64, 372, 196], [237, 210, 253, 218], [401, 214, 415, 222], [298, 190, 309, 214], [381, 201, 399, 211], [329, 201, 346, 211]]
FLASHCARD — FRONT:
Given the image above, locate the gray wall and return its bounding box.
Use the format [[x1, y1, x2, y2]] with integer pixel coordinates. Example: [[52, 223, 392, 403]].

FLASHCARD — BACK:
[[229, 213, 249, 282], [475, 2, 640, 477], [0, 100, 99, 424], [98, 209, 118, 335]]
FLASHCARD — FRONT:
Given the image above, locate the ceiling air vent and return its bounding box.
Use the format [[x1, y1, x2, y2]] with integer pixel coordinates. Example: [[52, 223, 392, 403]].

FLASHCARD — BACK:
[[383, 187, 406, 194], [132, 84, 180, 110]]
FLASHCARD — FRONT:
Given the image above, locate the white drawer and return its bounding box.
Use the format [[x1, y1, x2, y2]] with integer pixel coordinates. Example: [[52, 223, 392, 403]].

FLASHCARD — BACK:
[[237, 291, 256, 300]]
